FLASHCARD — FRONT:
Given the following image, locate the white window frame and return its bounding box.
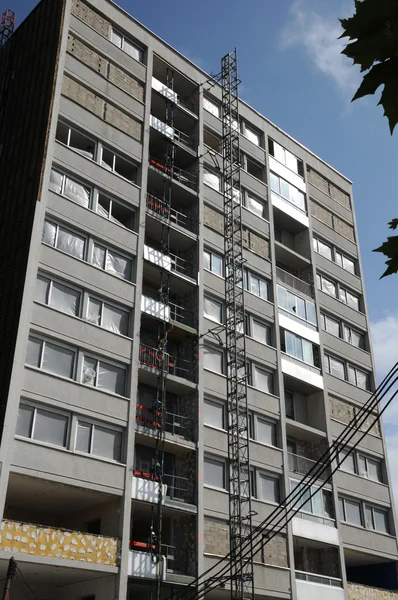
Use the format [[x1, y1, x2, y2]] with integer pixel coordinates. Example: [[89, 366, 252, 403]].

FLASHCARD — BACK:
[[35, 273, 82, 318], [313, 237, 333, 261], [55, 121, 97, 160], [86, 295, 130, 337], [81, 354, 127, 396], [250, 414, 276, 447], [16, 400, 70, 448], [49, 168, 93, 208], [100, 146, 138, 183], [246, 315, 271, 346], [91, 242, 133, 281], [339, 448, 356, 474], [204, 295, 223, 324], [316, 273, 337, 297], [339, 286, 360, 311], [203, 167, 221, 192], [324, 354, 345, 380], [277, 285, 317, 328], [320, 312, 340, 338], [364, 504, 389, 533], [269, 171, 306, 212], [256, 470, 280, 504], [203, 455, 227, 489], [203, 397, 225, 430], [244, 191, 267, 219], [268, 139, 303, 177], [26, 334, 77, 379], [242, 122, 261, 147], [42, 219, 87, 260], [203, 96, 220, 118], [335, 250, 356, 274], [343, 324, 365, 349], [203, 248, 224, 277], [358, 453, 382, 482], [75, 418, 124, 462], [348, 364, 370, 390], [339, 496, 363, 526], [244, 269, 269, 300], [110, 28, 144, 63], [203, 345, 224, 375], [249, 362, 273, 394]]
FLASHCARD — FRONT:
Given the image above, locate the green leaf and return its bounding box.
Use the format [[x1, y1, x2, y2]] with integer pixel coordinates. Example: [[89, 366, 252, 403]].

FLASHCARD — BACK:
[[373, 234, 398, 278]]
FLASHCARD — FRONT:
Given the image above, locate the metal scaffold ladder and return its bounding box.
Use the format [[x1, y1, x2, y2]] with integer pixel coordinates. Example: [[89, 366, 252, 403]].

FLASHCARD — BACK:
[[221, 49, 255, 600]]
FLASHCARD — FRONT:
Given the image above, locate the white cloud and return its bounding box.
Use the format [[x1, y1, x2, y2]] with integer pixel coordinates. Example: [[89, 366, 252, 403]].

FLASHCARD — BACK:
[[371, 311, 398, 380], [280, 0, 360, 96]]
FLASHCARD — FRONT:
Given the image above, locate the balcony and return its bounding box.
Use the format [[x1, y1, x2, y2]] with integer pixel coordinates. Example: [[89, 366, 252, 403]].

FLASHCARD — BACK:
[[288, 452, 330, 481], [296, 571, 344, 600], [148, 156, 198, 191], [128, 545, 166, 579], [152, 55, 198, 116], [139, 342, 193, 382], [146, 193, 197, 235], [281, 353, 324, 390], [143, 244, 197, 284], [141, 294, 196, 330], [0, 520, 118, 566], [136, 403, 195, 442], [151, 76, 197, 115], [150, 115, 196, 153], [276, 266, 314, 299], [132, 472, 195, 506]]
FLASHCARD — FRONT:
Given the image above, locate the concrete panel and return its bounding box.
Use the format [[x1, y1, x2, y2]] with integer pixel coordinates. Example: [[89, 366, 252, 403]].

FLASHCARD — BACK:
[[202, 226, 224, 252], [203, 426, 227, 455], [341, 523, 398, 559], [292, 517, 339, 545], [22, 368, 129, 423], [248, 388, 280, 416], [245, 295, 275, 322], [203, 370, 227, 399], [203, 488, 229, 517], [240, 134, 266, 164], [311, 219, 358, 258], [324, 374, 372, 405], [315, 254, 362, 293], [12, 439, 125, 492], [31, 303, 132, 361], [317, 291, 367, 329], [281, 358, 324, 390], [243, 248, 272, 278], [202, 184, 223, 210], [203, 271, 225, 297], [203, 110, 222, 136], [335, 471, 391, 505], [330, 419, 384, 456], [246, 338, 277, 368], [240, 169, 268, 200], [322, 333, 372, 370], [250, 444, 283, 471], [271, 192, 309, 228], [53, 138, 141, 203], [39, 245, 136, 307], [242, 208, 270, 239], [296, 580, 344, 600]]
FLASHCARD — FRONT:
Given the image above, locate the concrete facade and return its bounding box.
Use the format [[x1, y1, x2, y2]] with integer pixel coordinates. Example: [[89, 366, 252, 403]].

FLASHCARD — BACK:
[[0, 0, 397, 599]]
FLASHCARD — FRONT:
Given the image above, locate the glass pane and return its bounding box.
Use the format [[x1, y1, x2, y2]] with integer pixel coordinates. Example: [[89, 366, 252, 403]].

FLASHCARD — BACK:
[[302, 339, 313, 365], [82, 357, 97, 386], [204, 297, 222, 323], [102, 303, 129, 335], [98, 361, 126, 395], [338, 498, 345, 521], [57, 228, 85, 260], [26, 337, 42, 367], [69, 129, 95, 159], [42, 342, 75, 378], [296, 191, 306, 211], [348, 366, 356, 385], [356, 370, 368, 390], [322, 277, 336, 296], [340, 450, 355, 473], [246, 196, 264, 217], [87, 298, 102, 325], [259, 474, 279, 503], [330, 357, 345, 379], [253, 365, 272, 393], [92, 244, 106, 269], [277, 286, 287, 310], [343, 256, 355, 274], [286, 332, 296, 358], [345, 500, 362, 526], [373, 508, 388, 533], [252, 320, 269, 344], [101, 148, 114, 171], [259, 279, 268, 300], [203, 97, 220, 118], [204, 399, 224, 429], [245, 127, 260, 146], [106, 250, 131, 280], [347, 292, 359, 310], [211, 254, 223, 276], [34, 408, 68, 446], [273, 142, 285, 164], [35, 275, 50, 304], [285, 391, 294, 419], [204, 458, 224, 488], [42, 221, 56, 246], [203, 347, 223, 373], [49, 169, 63, 194], [367, 459, 382, 482], [364, 505, 373, 528], [318, 240, 332, 260], [203, 251, 211, 271], [111, 30, 122, 48], [51, 281, 80, 316], [55, 122, 69, 145], [64, 177, 91, 208], [311, 488, 323, 515], [123, 39, 141, 61], [16, 405, 34, 437], [326, 316, 340, 337], [203, 170, 220, 191], [285, 150, 298, 173], [280, 179, 289, 199], [295, 296, 306, 320], [269, 173, 279, 193], [93, 425, 122, 460], [76, 421, 91, 453], [257, 419, 274, 445]]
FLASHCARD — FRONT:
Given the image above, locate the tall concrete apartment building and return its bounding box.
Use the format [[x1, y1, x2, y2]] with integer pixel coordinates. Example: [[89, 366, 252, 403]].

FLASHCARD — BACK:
[[0, 1, 397, 599]]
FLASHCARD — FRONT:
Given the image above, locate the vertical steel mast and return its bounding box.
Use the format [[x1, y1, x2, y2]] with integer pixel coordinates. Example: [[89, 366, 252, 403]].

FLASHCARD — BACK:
[[221, 50, 254, 600]]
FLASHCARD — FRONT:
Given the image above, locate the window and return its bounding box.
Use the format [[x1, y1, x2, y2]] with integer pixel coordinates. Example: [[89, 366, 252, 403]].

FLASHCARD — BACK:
[[203, 167, 221, 191], [285, 391, 295, 419], [246, 315, 270, 345], [204, 398, 225, 429], [26, 336, 75, 379], [42, 220, 86, 260], [111, 29, 144, 62], [277, 285, 317, 326], [320, 313, 340, 337], [16, 402, 69, 447], [339, 449, 356, 474], [335, 250, 356, 274], [245, 193, 266, 219], [203, 249, 223, 276], [269, 172, 306, 212], [96, 194, 136, 231], [82, 356, 126, 395], [343, 325, 365, 349], [339, 497, 362, 526], [268, 139, 304, 177], [339, 287, 360, 311], [365, 505, 389, 533], [313, 238, 332, 261], [258, 473, 279, 503], [101, 147, 138, 182], [291, 480, 333, 519], [282, 330, 317, 366], [358, 454, 382, 482], [35, 274, 81, 317], [324, 354, 345, 379], [348, 365, 370, 390], [203, 96, 220, 118], [49, 169, 92, 208], [91, 243, 133, 280], [316, 273, 336, 297], [203, 346, 224, 374], [55, 122, 96, 159], [251, 416, 276, 446], [250, 363, 273, 393], [87, 297, 129, 336], [204, 456, 226, 489], [204, 129, 221, 152], [204, 296, 223, 323], [243, 123, 261, 146], [76, 420, 123, 461], [244, 270, 269, 300]]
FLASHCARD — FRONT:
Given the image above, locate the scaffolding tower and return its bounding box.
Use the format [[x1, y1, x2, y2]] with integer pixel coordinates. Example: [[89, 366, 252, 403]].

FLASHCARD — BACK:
[[149, 67, 176, 600], [221, 50, 255, 600]]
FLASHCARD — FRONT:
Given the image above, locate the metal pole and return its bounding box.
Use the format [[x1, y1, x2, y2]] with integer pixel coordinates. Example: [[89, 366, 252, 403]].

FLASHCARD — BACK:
[[1, 557, 17, 600]]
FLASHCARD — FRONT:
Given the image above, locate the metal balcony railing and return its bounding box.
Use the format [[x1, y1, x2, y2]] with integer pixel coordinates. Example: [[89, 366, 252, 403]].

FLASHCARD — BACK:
[[142, 294, 195, 328], [139, 343, 192, 380], [146, 193, 195, 232], [148, 157, 197, 191], [135, 403, 194, 441], [296, 571, 342, 587], [276, 267, 314, 299], [288, 452, 330, 480], [294, 510, 336, 527], [281, 353, 321, 375]]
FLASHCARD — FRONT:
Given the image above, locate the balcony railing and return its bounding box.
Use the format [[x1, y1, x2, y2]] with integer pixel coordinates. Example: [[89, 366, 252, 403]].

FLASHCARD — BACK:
[[0, 520, 118, 566], [132, 471, 194, 505], [152, 76, 196, 114], [128, 541, 189, 576], [139, 342, 192, 380], [148, 157, 197, 191], [136, 403, 194, 441], [141, 295, 195, 328], [150, 115, 195, 149], [294, 510, 336, 527], [282, 353, 321, 375], [144, 244, 195, 280], [146, 194, 195, 232], [276, 267, 314, 299], [296, 571, 342, 587], [288, 452, 330, 480]]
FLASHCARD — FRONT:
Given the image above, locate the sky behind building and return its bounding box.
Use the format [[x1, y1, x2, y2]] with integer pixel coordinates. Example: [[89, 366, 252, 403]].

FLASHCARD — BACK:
[[9, 0, 398, 495]]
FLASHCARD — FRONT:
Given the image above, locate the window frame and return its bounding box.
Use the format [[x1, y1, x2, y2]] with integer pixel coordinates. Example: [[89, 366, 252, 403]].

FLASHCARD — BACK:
[[203, 455, 227, 490], [81, 353, 127, 397], [245, 314, 271, 346], [203, 397, 226, 430], [100, 145, 138, 183], [313, 237, 357, 275], [74, 417, 124, 462], [203, 345, 225, 375], [268, 138, 304, 178], [324, 354, 345, 380], [86, 294, 130, 337], [55, 121, 97, 160], [203, 96, 221, 118], [339, 496, 363, 527], [203, 166, 222, 192], [364, 504, 389, 533], [244, 269, 269, 300], [110, 28, 144, 63], [269, 171, 306, 212], [358, 453, 383, 482], [242, 122, 262, 147], [348, 364, 370, 390], [255, 470, 280, 504], [250, 414, 277, 447], [42, 219, 87, 261], [16, 400, 71, 448], [49, 168, 93, 209], [317, 272, 361, 312], [95, 191, 136, 232], [26, 334, 77, 380], [249, 362, 273, 394], [35, 273, 82, 318], [91, 241, 134, 282], [203, 248, 224, 277], [204, 295, 223, 324]]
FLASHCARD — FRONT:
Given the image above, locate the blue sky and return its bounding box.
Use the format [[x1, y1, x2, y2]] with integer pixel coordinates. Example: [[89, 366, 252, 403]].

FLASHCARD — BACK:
[[11, 0, 398, 491]]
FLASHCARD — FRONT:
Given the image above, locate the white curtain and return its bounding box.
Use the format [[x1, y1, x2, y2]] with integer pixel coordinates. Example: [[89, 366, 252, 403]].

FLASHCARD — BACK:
[[64, 177, 90, 208]]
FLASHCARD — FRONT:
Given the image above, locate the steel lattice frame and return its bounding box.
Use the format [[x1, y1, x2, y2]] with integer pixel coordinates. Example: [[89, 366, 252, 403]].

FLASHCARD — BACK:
[[221, 50, 254, 600]]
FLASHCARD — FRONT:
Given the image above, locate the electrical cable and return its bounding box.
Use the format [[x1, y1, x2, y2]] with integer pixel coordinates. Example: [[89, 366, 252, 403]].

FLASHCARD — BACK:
[[14, 567, 43, 600], [166, 362, 398, 600]]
